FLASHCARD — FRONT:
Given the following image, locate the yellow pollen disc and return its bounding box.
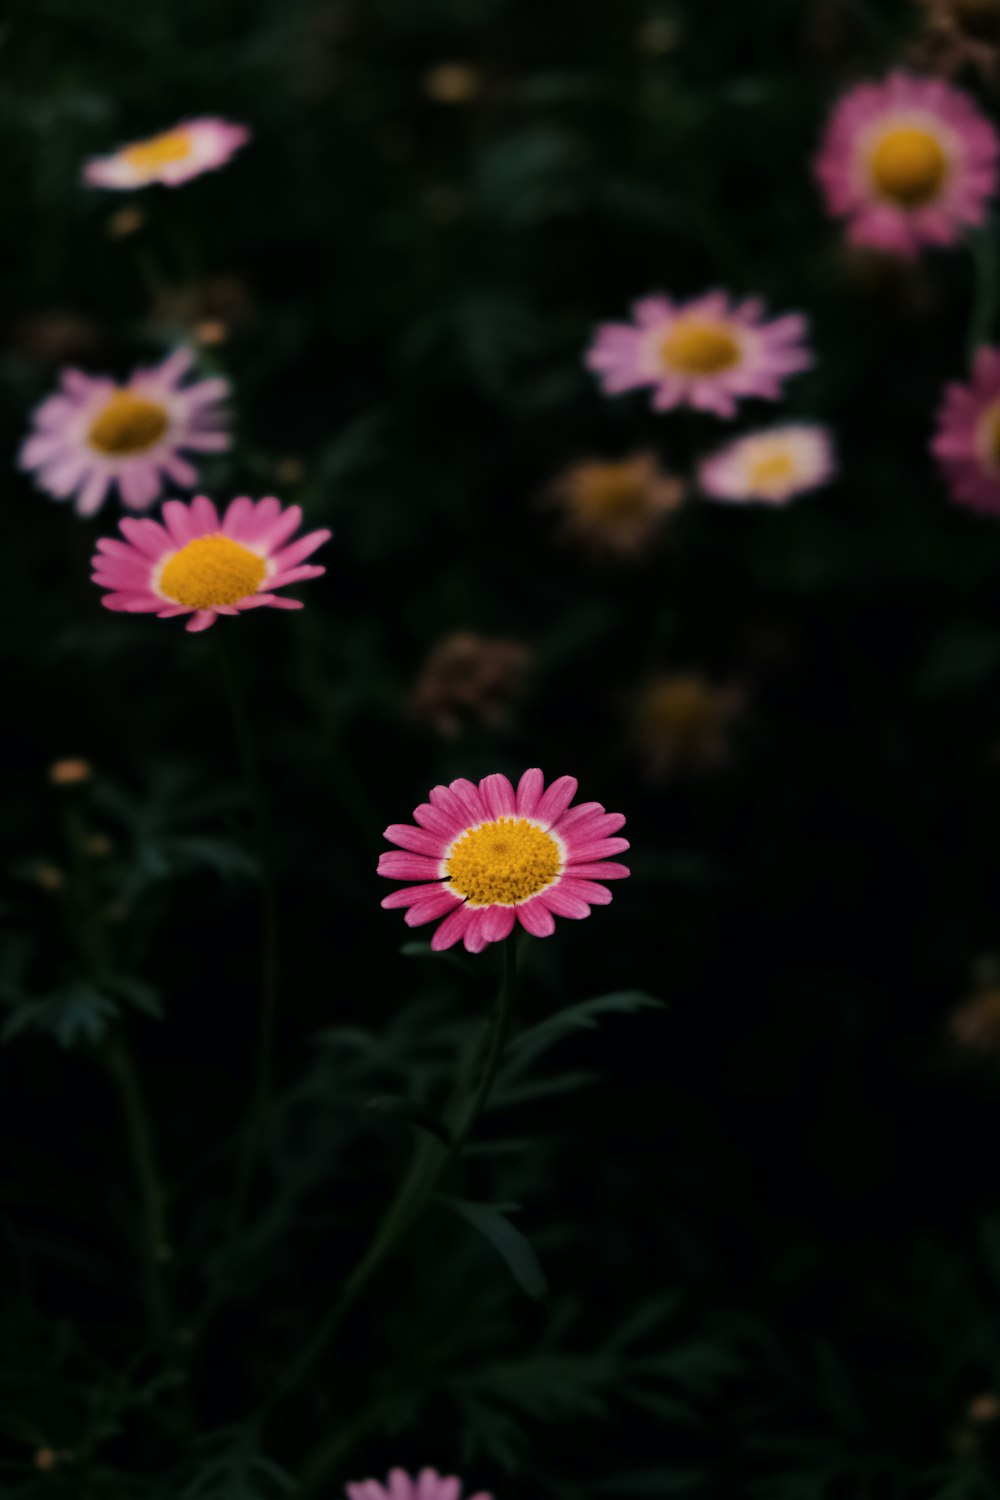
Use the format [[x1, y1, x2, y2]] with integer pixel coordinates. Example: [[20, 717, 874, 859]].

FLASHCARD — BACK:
[[159, 535, 266, 610], [577, 465, 649, 520], [88, 392, 169, 456], [660, 320, 741, 377], [445, 816, 562, 906], [870, 126, 948, 206], [123, 129, 194, 173], [747, 449, 796, 490]]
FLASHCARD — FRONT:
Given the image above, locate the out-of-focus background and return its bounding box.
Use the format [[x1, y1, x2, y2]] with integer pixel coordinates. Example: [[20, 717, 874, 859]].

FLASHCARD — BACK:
[[6, 0, 1000, 1496]]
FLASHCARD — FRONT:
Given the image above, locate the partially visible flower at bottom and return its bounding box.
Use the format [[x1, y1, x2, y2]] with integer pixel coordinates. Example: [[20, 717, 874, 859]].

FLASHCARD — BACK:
[[379, 769, 630, 952], [699, 425, 835, 506], [544, 452, 684, 555], [634, 673, 744, 780], [347, 1470, 492, 1500], [91, 495, 330, 633], [19, 347, 229, 516], [409, 632, 530, 737], [933, 346, 1000, 513]]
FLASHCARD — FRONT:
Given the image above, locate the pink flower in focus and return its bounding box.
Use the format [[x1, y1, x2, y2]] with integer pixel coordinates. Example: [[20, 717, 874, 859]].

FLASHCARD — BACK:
[[585, 291, 811, 418], [84, 118, 249, 190], [347, 1470, 492, 1500], [814, 72, 998, 258], [932, 346, 1000, 512], [379, 770, 630, 953], [699, 424, 835, 506], [19, 348, 229, 516], [91, 495, 331, 633]]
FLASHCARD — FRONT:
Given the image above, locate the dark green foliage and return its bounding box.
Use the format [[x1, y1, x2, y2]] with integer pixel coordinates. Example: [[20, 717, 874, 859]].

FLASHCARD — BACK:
[[4, 0, 1000, 1495]]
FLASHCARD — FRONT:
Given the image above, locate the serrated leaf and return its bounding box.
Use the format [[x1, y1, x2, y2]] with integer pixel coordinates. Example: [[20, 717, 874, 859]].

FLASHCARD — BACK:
[[440, 1197, 548, 1300]]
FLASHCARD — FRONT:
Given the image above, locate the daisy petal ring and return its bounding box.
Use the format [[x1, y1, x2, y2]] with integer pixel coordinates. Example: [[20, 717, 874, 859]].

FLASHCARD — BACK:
[[378, 770, 630, 953], [91, 495, 331, 633]]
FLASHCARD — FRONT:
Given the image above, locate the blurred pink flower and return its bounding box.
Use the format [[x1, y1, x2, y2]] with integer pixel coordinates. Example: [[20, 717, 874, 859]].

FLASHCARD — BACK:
[[84, 118, 249, 190], [933, 347, 1000, 512], [586, 291, 811, 418], [545, 452, 685, 554], [815, 72, 998, 258], [409, 632, 530, 737], [699, 424, 835, 505], [19, 348, 229, 516], [91, 495, 330, 633], [378, 770, 630, 953], [347, 1471, 491, 1500]]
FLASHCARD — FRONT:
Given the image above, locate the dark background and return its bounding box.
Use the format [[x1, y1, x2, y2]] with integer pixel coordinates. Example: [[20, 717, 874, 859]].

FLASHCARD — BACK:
[[4, 0, 1000, 1496]]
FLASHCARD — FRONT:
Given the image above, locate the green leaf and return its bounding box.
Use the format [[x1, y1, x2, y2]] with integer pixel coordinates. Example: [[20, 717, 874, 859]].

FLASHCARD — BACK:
[[440, 1197, 548, 1300], [367, 1095, 453, 1148], [503, 990, 664, 1076]]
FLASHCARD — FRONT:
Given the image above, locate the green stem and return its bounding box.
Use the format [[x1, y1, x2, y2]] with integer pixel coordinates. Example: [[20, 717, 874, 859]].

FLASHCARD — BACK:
[[269, 939, 519, 1420], [216, 631, 280, 1236], [451, 938, 517, 1150], [968, 223, 999, 366], [103, 1035, 172, 1352]]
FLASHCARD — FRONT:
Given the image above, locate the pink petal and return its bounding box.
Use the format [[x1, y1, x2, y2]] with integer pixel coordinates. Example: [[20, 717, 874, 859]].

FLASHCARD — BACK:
[[185, 610, 217, 632], [480, 905, 516, 942], [567, 837, 630, 861], [539, 884, 590, 919], [119, 517, 171, 558], [405, 891, 464, 926], [564, 860, 630, 879], [190, 495, 220, 534], [560, 876, 612, 905], [517, 899, 557, 938], [516, 767, 544, 817], [479, 772, 516, 819], [383, 823, 446, 857], [380, 881, 450, 909], [431, 904, 476, 951], [534, 774, 579, 828], [377, 851, 444, 880]]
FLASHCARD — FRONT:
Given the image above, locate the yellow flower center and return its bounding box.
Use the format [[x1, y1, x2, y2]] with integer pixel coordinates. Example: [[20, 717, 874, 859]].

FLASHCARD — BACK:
[[660, 320, 741, 377], [869, 126, 948, 207], [123, 129, 194, 174], [159, 536, 266, 609], [576, 464, 649, 520], [445, 816, 562, 906], [747, 449, 796, 491], [88, 392, 169, 456]]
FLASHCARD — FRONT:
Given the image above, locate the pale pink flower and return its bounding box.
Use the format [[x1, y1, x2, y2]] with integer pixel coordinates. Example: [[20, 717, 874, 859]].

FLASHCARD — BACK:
[[585, 291, 811, 418], [91, 495, 330, 633], [932, 346, 1000, 512], [19, 348, 229, 516], [699, 424, 835, 506], [347, 1470, 491, 1500], [84, 118, 249, 190], [378, 770, 630, 953], [814, 72, 998, 258]]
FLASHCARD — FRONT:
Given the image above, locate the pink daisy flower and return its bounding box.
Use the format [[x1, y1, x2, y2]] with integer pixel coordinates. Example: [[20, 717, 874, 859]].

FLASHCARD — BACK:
[[932, 346, 1000, 512], [19, 348, 230, 516], [378, 769, 630, 954], [814, 72, 998, 258], [346, 1471, 491, 1500], [699, 424, 835, 505], [91, 495, 331, 633], [585, 291, 811, 418], [84, 118, 249, 190]]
